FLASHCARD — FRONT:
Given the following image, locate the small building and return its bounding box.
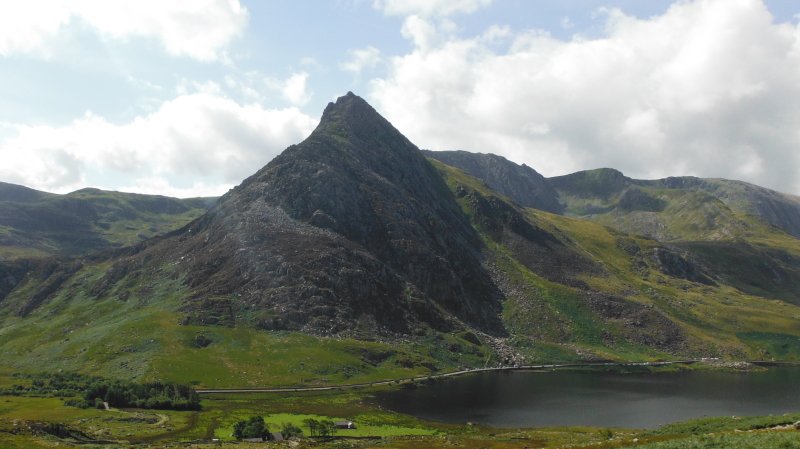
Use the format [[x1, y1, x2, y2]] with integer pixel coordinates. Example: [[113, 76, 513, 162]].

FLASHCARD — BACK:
[[335, 421, 356, 429], [268, 432, 284, 441], [242, 437, 264, 443]]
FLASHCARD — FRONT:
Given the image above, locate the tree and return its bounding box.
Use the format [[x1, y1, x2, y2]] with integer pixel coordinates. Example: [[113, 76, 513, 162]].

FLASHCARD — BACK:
[[281, 422, 303, 438], [320, 420, 337, 437], [232, 416, 267, 440], [302, 418, 320, 437], [232, 420, 246, 440]]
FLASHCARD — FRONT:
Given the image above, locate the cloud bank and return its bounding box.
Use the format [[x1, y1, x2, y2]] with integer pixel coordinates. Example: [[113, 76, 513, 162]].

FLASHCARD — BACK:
[[0, 94, 317, 196], [0, 0, 249, 61], [370, 0, 800, 194]]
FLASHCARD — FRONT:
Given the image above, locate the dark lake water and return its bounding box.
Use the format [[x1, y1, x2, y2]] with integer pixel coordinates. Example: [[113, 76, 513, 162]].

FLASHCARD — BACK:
[[374, 367, 800, 429]]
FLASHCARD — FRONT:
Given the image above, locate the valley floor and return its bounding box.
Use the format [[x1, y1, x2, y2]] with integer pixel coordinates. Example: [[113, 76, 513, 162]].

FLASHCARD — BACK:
[[3, 373, 800, 449]]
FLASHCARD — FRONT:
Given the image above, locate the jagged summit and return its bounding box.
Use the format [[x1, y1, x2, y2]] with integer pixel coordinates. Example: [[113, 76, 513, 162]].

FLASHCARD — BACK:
[[317, 91, 390, 132]]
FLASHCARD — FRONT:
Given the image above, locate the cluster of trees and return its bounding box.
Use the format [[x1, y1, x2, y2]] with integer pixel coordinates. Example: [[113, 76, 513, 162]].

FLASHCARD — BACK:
[[75, 381, 201, 411], [0, 372, 100, 397], [232, 416, 303, 440], [302, 418, 338, 437], [0, 372, 201, 411]]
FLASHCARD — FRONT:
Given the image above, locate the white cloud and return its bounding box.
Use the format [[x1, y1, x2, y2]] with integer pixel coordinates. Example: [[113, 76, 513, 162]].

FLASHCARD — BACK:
[[0, 0, 248, 61], [0, 1, 70, 57], [374, 0, 493, 17], [282, 72, 313, 106], [0, 94, 317, 196], [340, 46, 382, 74], [265, 72, 314, 107], [370, 0, 800, 194]]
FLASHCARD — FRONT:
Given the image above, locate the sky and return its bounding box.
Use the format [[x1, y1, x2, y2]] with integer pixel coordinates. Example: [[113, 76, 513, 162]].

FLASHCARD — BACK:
[[1, 0, 799, 198]]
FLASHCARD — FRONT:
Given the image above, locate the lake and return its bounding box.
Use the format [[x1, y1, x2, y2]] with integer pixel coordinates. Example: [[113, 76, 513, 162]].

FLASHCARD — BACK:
[[374, 367, 800, 429]]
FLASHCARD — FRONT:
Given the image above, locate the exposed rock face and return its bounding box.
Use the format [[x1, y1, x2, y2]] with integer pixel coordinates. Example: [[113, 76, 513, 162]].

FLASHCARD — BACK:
[[0, 259, 33, 302], [194, 334, 212, 348], [583, 293, 686, 352], [652, 247, 715, 285], [422, 150, 564, 214], [155, 93, 506, 337]]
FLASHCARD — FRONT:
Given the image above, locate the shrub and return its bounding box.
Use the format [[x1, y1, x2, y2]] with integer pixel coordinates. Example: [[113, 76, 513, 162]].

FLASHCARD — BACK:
[[64, 398, 89, 409], [233, 416, 267, 440], [281, 422, 303, 438]]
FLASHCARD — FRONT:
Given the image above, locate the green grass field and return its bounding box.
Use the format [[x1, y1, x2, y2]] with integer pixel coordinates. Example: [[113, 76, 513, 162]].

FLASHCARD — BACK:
[[2, 380, 800, 449]]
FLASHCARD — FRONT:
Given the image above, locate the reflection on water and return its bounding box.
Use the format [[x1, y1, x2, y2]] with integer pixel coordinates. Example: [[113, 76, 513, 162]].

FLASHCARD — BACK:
[[374, 367, 800, 429]]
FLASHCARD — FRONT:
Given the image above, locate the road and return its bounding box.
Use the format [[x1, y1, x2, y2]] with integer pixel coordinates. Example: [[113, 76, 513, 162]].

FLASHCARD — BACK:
[[196, 359, 710, 394]]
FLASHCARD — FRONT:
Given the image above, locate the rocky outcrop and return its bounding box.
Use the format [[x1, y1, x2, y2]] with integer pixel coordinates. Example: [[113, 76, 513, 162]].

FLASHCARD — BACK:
[[583, 292, 686, 353], [16, 261, 83, 317], [652, 247, 715, 285], [0, 259, 33, 302]]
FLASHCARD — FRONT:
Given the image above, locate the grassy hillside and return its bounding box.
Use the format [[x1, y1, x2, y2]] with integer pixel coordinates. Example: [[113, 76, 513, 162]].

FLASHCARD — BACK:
[[550, 168, 800, 239], [548, 169, 800, 305], [431, 159, 800, 363], [0, 182, 216, 258], [0, 260, 492, 387]]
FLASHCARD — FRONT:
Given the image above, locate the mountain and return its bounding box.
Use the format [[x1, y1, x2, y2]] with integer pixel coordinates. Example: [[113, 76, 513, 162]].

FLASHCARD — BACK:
[[548, 169, 800, 303], [148, 92, 506, 337], [0, 183, 216, 258], [3, 93, 800, 388], [549, 168, 800, 240], [420, 150, 563, 214]]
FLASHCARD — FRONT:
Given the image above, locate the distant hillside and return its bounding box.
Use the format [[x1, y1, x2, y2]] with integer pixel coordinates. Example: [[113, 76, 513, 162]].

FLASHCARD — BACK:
[[421, 150, 563, 214], [0, 183, 216, 258], [550, 168, 800, 240], [548, 168, 800, 303]]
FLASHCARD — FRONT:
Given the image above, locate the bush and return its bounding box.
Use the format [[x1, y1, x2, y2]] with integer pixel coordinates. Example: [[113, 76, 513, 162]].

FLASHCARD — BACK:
[[281, 422, 303, 438], [233, 416, 268, 440], [64, 398, 89, 409]]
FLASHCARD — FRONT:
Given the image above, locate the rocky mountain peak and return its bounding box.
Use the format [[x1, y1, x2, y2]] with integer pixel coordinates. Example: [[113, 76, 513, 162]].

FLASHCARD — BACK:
[[154, 93, 506, 337], [314, 92, 406, 146]]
